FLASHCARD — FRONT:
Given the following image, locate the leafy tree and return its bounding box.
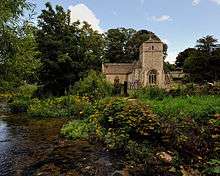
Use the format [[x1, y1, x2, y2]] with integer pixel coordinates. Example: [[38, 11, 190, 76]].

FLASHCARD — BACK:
[[104, 28, 136, 63], [105, 28, 167, 63], [175, 48, 197, 68], [184, 53, 211, 83], [196, 35, 218, 54], [36, 3, 105, 96], [183, 36, 220, 83], [0, 0, 40, 87], [71, 70, 113, 101], [164, 62, 175, 72]]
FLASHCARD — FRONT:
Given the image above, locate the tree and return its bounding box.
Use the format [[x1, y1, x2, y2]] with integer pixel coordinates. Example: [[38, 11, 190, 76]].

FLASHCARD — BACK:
[[104, 28, 136, 63], [164, 62, 175, 72], [183, 36, 220, 83], [175, 48, 197, 68], [0, 0, 40, 86], [196, 35, 218, 54], [105, 28, 167, 63], [36, 3, 105, 96], [184, 53, 211, 83]]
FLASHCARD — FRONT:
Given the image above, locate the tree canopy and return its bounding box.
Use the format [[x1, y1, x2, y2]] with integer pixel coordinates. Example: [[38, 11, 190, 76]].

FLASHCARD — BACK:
[[105, 28, 167, 63], [36, 2, 105, 96], [0, 0, 40, 86], [175, 35, 220, 83]]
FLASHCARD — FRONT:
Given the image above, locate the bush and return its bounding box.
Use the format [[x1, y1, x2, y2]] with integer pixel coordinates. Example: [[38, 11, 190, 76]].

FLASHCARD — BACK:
[[61, 96, 219, 174], [0, 81, 19, 92], [17, 84, 38, 98], [132, 86, 167, 100], [27, 96, 92, 118], [8, 84, 38, 113], [9, 96, 31, 113], [89, 98, 159, 159], [61, 120, 95, 140], [71, 70, 113, 101]]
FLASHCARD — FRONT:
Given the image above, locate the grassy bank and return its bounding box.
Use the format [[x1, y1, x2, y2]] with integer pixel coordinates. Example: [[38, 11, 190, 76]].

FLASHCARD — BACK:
[[61, 96, 220, 175], [140, 95, 220, 122]]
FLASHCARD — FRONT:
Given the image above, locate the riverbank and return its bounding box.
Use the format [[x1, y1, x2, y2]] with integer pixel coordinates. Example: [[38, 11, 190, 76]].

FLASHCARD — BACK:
[[0, 113, 132, 176]]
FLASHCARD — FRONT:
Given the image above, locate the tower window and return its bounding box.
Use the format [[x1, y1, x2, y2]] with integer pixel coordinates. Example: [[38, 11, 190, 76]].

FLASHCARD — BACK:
[[152, 46, 154, 50], [148, 70, 157, 85]]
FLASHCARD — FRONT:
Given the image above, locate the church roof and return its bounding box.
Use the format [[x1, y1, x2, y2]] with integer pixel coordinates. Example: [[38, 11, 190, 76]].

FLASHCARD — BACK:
[[102, 63, 134, 74]]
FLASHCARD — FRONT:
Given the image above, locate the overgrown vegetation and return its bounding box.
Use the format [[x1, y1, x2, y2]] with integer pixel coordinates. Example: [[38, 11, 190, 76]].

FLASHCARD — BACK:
[[71, 70, 113, 101], [61, 96, 220, 175], [27, 96, 92, 118], [8, 84, 37, 113]]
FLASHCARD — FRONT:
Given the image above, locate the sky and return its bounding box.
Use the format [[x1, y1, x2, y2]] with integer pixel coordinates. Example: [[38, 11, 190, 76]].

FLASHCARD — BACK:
[[31, 0, 220, 63]]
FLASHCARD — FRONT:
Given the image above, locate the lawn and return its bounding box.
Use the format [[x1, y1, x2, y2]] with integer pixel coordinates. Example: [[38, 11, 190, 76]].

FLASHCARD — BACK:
[[139, 95, 220, 122]]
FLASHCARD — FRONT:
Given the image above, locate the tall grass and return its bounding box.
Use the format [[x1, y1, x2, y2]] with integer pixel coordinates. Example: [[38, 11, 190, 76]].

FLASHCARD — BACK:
[[140, 95, 220, 122]]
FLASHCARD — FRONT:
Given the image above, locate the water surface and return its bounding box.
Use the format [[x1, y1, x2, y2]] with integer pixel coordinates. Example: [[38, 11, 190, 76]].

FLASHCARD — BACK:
[[0, 114, 125, 176]]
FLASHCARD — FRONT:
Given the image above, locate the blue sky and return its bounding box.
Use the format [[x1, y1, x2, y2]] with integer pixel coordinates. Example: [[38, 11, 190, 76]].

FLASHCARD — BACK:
[[31, 0, 220, 63]]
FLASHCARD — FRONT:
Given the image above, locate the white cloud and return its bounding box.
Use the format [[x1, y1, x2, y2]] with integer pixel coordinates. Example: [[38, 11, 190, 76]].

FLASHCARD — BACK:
[[192, 0, 201, 6], [210, 0, 220, 5], [152, 15, 172, 22], [69, 4, 103, 33]]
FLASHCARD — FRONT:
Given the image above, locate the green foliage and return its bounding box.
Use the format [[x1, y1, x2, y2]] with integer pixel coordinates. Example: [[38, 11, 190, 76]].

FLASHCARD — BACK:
[[164, 61, 175, 72], [61, 96, 219, 174], [8, 84, 38, 113], [36, 3, 105, 96], [105, 28, 167, 63], [176, 35, 220, 83], [9, 96, 30, 113], [71, 70, 113, 101], [0, 1, 40, 84], [203, 159, 220, 175], [27, 96, 92, 118], [132, 86, 167, 100], [175, 48, 197, 68], [61, 120, 95, 140], [141, 95, 220, 122], [0, 81, 19, 92], [17, 84, 38, 98], [90, 98, 159, 160]]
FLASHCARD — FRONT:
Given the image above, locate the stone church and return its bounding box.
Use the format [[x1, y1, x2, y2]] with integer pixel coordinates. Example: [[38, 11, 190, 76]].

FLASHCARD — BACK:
[[102, 37, 167, 89]]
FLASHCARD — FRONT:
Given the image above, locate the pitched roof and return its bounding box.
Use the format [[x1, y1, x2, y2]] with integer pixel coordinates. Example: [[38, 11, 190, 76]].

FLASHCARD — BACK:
[[102, 63, 134, 74]]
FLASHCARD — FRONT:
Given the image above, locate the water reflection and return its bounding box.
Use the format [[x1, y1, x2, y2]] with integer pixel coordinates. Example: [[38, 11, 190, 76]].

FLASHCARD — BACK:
[[0, 114, 125, 176], [0, 114, 67, 176]]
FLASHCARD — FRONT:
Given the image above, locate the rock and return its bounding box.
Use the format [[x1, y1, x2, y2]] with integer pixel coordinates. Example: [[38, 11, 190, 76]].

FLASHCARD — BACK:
[[85, 166, 91, 170], [156, 151, 173, 163]]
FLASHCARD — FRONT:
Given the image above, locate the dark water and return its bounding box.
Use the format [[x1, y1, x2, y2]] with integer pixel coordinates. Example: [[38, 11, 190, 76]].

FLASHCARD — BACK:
[[0, 114, 126, 176]]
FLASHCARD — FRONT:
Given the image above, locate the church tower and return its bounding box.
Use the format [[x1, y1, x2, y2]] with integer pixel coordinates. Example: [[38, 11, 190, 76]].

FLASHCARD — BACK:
[[139, 36, 165, 87]]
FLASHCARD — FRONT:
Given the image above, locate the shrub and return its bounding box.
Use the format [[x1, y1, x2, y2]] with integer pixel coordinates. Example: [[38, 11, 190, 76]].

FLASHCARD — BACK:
[[9, 96, 31, 113], [132, 86, 167, 100], [17, 84, 38, 98], [8, 84, 38, 113], [61, 120, 95, 140], [71, 70, 113, 101], [27, 96, 92, 118], [89, 98, 160, 160], [61, 96, 219, 174], [0, 81, 19, 92]]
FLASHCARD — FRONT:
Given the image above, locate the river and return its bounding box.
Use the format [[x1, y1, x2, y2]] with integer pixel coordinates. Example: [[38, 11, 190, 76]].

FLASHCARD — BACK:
[[0, 113, 126, 176]]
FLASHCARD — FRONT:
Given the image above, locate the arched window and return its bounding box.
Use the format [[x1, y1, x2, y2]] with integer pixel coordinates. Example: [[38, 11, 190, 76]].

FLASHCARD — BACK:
[[148, 70, 157, 85]]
